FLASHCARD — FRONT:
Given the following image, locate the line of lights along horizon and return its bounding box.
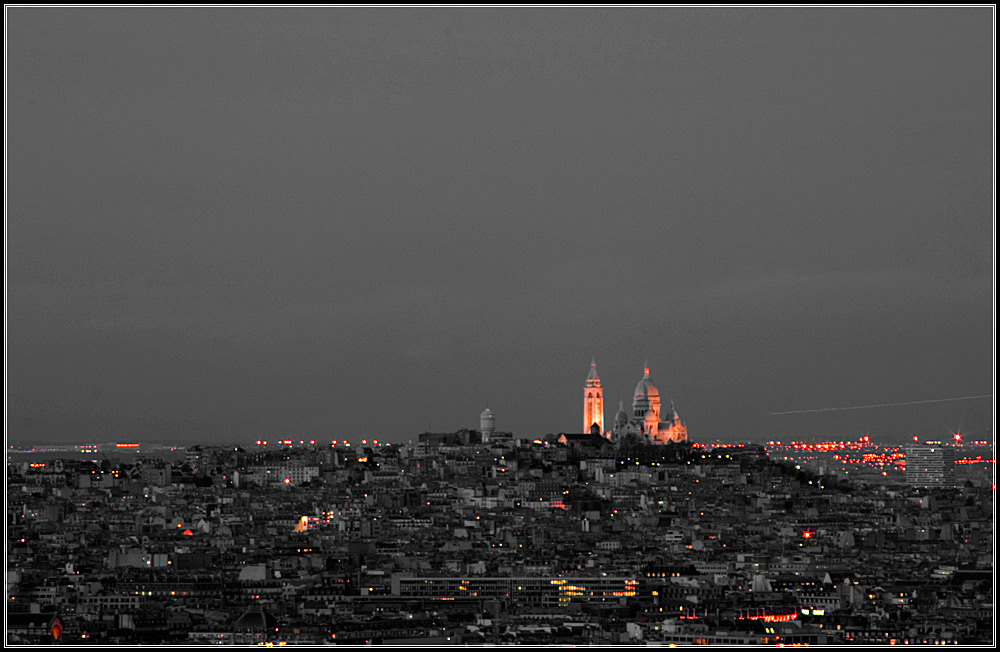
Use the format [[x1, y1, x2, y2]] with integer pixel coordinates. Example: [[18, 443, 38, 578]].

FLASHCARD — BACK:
[[9, 358, 991, 454]]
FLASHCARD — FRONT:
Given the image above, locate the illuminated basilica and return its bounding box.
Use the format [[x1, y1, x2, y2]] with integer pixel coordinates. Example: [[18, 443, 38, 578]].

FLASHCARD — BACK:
[[583, 360, 688, 444]]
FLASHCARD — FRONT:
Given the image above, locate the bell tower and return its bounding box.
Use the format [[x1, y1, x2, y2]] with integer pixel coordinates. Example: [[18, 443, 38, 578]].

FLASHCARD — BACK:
[[583, 358, 604, 435]]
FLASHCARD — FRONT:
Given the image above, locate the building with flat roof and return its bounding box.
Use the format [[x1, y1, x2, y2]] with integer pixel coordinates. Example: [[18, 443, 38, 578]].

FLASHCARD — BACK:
[[905, 443, 956, 487]]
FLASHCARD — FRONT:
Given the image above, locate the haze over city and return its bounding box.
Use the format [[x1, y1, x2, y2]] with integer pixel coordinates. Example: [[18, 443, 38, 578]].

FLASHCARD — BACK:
[[6, 7, 994, 446]]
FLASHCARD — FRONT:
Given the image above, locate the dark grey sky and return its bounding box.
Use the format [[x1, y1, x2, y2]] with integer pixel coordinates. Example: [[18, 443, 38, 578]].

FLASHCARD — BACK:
[[7, 8, 994, 445]]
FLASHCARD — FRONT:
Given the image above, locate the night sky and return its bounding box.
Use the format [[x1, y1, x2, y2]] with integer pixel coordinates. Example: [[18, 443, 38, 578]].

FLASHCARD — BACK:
[[7, 8, 994, 445]]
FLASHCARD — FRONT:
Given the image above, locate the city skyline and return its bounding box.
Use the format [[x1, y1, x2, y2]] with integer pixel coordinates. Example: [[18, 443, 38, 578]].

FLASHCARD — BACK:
[[7, 7, 995, 445], [7, 433, 994, 644]]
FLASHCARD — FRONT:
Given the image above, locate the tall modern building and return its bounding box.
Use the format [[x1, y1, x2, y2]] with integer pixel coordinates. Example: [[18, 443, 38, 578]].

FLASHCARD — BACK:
[[583, 359, 604, 435], [905, 443, 956, 487]]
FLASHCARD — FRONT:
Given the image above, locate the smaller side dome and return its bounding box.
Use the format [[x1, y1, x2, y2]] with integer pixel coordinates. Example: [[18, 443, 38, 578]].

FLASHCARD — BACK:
[[614, 400, 628, 427]]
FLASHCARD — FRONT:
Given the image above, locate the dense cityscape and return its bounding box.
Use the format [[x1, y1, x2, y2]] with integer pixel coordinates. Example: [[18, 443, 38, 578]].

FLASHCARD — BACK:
[[6, 365, 994, 645], [7, 6, 993, 649]]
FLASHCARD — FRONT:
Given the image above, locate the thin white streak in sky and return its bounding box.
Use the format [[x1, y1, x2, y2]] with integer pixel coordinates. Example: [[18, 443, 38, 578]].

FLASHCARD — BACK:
[[771, 395, 994, 416]]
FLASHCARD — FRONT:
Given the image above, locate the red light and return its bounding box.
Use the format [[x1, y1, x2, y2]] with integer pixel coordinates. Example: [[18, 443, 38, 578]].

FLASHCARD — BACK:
[[283, 478, 291, 484], [183, 529, 194, 536], [802, 530, 814, 539]]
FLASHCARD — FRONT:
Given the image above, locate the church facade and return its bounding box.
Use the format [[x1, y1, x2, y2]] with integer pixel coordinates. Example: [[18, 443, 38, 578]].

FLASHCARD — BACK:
[[583, 360, 688, 444]]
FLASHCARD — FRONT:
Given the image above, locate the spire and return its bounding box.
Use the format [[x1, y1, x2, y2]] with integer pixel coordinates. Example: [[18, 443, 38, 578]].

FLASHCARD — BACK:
[[587, 358, 600, 382], [643, 360, 650, 377]]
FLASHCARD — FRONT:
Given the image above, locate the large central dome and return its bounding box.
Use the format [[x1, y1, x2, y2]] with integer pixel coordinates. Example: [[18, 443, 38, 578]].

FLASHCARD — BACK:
[[633, 366, 660, 402]]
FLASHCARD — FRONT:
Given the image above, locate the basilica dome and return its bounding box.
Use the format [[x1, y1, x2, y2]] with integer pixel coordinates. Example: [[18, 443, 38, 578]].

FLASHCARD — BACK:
[[633, 368, 660, 402]]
